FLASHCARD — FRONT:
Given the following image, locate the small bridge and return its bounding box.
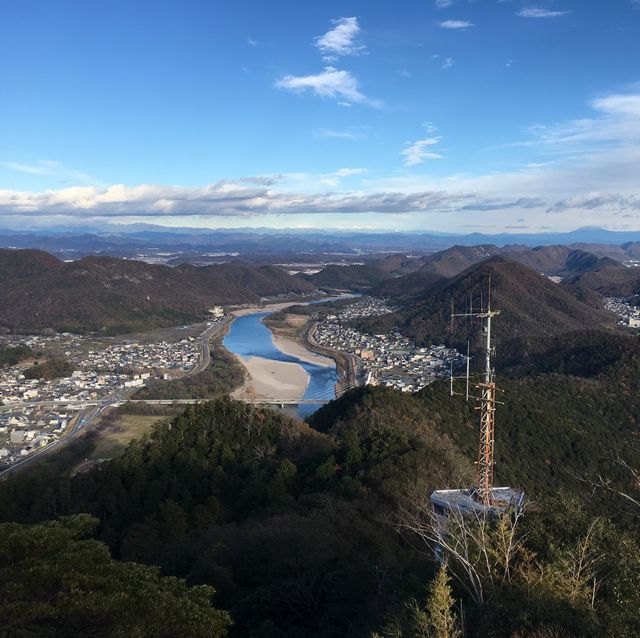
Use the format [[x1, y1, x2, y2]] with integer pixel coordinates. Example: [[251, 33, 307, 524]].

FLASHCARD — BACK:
[[1, 380, 362, 412]]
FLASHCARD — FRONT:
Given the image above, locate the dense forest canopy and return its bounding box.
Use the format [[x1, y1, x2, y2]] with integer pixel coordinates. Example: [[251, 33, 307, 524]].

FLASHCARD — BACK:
[[1, 355, 638, 637]]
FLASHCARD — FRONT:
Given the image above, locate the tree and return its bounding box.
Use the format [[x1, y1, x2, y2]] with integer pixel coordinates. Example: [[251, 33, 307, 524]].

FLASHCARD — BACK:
[[0, 515, 231, 637], [411, 564, 462, 638], [397, 494, 527, 606]]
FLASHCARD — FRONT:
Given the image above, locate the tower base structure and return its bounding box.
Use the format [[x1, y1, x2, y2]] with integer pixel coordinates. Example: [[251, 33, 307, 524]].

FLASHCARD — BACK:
[[429, 487, 525, 563], [431, 487, 525, 519]]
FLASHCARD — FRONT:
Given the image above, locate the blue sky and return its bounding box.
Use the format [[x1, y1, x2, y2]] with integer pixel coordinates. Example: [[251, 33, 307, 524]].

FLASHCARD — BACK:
[[1, 0, 639, 232]]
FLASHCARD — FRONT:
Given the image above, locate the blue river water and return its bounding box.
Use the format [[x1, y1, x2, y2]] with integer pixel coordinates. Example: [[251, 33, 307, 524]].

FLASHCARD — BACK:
[[223, 311, 338, 418]]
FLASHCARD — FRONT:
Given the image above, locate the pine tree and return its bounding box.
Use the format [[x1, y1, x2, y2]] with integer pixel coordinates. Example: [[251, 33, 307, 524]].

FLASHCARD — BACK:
[[415, 563, 462, 638]]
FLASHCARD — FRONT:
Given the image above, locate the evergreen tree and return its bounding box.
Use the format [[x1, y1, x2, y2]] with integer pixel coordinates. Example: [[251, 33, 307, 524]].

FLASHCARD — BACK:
[[412, 564, 461, 638], [0, 515, 231, 637]]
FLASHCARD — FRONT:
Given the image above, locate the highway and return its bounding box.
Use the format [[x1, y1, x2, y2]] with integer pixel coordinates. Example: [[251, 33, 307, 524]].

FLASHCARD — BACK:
[[0, 398, 117, 478]]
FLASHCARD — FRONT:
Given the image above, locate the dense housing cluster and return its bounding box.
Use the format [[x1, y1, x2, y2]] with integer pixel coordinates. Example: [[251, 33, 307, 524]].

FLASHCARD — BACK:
[[314, 297, 464, 392], [0, 320, 225, 468], [604, 296, 640, 327]]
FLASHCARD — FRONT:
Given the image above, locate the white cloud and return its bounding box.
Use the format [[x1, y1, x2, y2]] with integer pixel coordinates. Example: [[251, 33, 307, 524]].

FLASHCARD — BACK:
[[517, 8, 570, 19], [315, 126, 370, 140], [435, 0, 455, 8], [0, 182, 489, 218], [247, 37, 259, 47], [592, 93, 640, 117], [275, 67, 381, 107], [422, 121, 438, 133], [2, 162, 50, 175], [333, 168, 368, 177], [402, 137, 443, 166], [439, 20, 474, 30], [316, 129, 357, 140], [442, 57, 455, 69], [398, 69, 413, 78], [1, 160, 101, 185], [4, 90, 640, 232], [314, 17, 365, 60], [318, 167, 369, 186], [518, 91, 640, 149]]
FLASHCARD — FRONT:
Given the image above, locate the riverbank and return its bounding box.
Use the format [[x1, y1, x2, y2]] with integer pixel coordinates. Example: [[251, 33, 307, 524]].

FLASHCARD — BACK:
[[226, 300, 341, 405], [303, 322, 360, 393], [272, 333, 334, 368], [230, 299, 319, 318], [231, 356, 310, 402]]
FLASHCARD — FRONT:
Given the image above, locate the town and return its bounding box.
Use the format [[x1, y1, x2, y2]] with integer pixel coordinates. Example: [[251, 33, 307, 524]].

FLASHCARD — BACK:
[[0, 317, 226, 469], [604, 296, 640, 328], [312, 297, 465, 393]]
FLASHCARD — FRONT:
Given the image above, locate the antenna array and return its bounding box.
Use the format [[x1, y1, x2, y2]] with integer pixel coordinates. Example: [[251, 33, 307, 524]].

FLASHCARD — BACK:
[[449, 277, 502, 507]]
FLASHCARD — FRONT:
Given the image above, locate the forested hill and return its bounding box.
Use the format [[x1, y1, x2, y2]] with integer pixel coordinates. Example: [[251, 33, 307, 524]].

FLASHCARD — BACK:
[[303, 263, 391, 291], [305, 243, 640, 297], [2, 349, 639, 636], [0, 249, 314, 334], [0, 397, 472, 636], [564, 261, 640, 296], [355, 257, 616, 355]]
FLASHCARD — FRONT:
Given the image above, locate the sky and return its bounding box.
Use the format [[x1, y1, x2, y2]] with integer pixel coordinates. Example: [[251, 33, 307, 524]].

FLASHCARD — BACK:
[[1, 0, 639, 233]]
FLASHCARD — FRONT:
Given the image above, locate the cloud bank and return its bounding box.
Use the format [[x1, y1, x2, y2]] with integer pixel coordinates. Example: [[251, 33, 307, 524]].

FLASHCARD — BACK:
[[2, 89, 639, 230]]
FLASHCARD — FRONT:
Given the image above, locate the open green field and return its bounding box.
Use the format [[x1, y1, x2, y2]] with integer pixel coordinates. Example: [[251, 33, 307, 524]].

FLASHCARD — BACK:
[[88, 413, 165, 461]]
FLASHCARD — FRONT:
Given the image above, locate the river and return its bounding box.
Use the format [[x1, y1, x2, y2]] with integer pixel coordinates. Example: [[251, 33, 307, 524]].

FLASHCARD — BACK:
[[223, 310, 339, 418]]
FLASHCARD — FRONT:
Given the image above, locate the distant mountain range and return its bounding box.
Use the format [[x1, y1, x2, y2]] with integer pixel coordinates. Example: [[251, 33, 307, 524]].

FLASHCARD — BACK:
[[0, 249, 314, 334], [1, 225, 640, 259]]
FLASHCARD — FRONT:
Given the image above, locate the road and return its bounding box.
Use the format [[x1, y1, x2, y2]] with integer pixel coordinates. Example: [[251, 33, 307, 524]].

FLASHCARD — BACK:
[[190, 317, 231, 374], [304, 322, 363, 394], [0, 319, 230, 479], [0, 398, 117, 478]]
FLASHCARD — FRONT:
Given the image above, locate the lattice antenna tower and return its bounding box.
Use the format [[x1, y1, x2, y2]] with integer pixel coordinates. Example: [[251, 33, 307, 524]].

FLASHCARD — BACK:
[[449, 276, 502, 506]]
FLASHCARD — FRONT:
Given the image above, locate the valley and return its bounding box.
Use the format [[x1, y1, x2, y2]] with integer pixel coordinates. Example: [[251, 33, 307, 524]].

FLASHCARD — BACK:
[[1, 240, 639, 638]]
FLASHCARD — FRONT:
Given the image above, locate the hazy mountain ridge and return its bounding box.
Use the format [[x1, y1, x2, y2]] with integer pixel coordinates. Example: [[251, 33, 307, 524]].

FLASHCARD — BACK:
[[2, 226, 640, 260]]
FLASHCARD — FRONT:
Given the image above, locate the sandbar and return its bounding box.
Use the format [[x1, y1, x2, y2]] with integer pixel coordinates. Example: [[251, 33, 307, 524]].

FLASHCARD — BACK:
[[230, 293, 354, 318], [232, 356, 309, 402], [272, 333, 335, 368], [231, 301, 309, 317]]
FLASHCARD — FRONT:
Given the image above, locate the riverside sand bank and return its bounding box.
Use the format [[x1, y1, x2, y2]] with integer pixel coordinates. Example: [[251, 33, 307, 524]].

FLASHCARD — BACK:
[[271, 333, 334, 368], [232, 356, 310, 402], [225, 304, 338, 405], [230, 329, 334, 402], [230, 300, 317, 318]]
